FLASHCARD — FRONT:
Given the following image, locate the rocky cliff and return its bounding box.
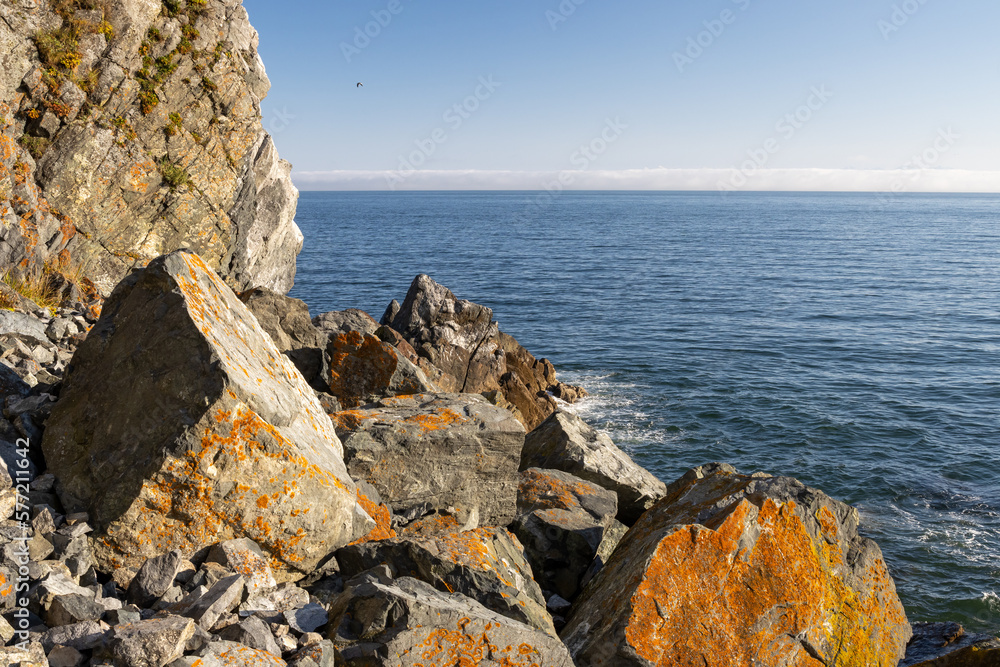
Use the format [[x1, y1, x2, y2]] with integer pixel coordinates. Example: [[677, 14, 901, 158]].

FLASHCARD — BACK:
[[0, 0, 300, 296]]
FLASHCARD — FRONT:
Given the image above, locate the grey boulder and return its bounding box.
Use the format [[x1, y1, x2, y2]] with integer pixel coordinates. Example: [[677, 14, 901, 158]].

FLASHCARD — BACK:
[[521, 410, 666, 525]]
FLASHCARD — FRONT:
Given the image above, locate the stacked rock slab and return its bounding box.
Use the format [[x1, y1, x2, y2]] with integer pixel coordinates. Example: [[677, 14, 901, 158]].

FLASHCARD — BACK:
[[383, 274, 586, 431], [335, 527, 555, 636], [331, 393, 525, 527], [561, 463, 912, 667], [511, 468, 623, 602], [327, 570, 575, 666], [41, 251, 372, 579], [522, 410, 667, 525]]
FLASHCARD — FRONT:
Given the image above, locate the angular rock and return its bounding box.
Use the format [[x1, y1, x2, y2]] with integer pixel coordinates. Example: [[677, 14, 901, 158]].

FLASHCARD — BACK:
[[108, 615, 197, 667], [335, 527, 554, 635], [127, 550, 185, 608], [903, 622, 1000, 666], [41, 619, 109, 651], [332, 393, 525, 526], [206, 539, 277, 598], [192, 641, 287, 666], [324, 330, 436, 408], [239, 288, 328, 390], [511, 468, 619, 601], [45, 592, 105, 627], [0, 642, 48, 667], [30, 571, 95, 615], [522, 410, 666, 525], [42, 252, 372, 577], [287, 640, 339, 667], [313, 309, 379, 337], [561, 463, 912, 667], [385, 275, 586, 430], [284, 603, 328, 634], [218, 615, 282, 657], [183, 574, 245, 630], [328, 572, 574, 666]]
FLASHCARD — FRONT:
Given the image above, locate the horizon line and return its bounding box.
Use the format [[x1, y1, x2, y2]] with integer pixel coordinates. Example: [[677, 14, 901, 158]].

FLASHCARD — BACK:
[[291, 168, 1000, 194]]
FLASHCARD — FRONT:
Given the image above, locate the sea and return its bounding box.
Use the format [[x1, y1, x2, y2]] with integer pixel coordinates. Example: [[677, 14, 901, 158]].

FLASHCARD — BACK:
[[289, 190, 1000, 632]]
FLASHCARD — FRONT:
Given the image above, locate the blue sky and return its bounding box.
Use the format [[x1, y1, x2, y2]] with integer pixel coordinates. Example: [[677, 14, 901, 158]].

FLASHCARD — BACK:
[[242, 0, 1000, 191]]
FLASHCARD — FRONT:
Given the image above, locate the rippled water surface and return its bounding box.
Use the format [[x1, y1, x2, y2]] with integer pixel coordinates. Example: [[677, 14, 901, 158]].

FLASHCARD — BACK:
[[290, 191, 1000, 631]]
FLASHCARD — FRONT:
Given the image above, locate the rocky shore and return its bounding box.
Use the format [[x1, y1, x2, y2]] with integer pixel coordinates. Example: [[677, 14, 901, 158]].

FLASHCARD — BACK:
[[0, 0, 996, 665], [0, 253, 994, 666]]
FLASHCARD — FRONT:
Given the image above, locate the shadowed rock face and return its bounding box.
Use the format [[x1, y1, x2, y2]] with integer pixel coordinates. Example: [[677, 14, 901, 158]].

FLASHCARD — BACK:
[[42, 251, 371, 579], [0, 0, 300, 295], [335, 527, 555, 636], [327, 571, 575, 667], [383, 275, 586, 431], [561, 463, 912, 667]]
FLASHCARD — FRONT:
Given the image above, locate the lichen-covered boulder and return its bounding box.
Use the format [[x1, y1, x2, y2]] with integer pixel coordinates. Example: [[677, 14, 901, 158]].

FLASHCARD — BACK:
[[325, 331, 436, 408], [561, 463, 912, 667], [331, 393, 525, 526], [239, 287, 328, 390], [327, 571, 574, 666], [42, 251, 372, 579], [384, 275, 586, 430], [511, 468, 621, 602], [522, 410, 666, 525], [335, 527, 555, 635]]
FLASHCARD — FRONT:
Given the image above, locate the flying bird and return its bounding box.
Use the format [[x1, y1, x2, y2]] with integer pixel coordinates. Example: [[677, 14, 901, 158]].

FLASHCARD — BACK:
[[356, 82, 363, 87]]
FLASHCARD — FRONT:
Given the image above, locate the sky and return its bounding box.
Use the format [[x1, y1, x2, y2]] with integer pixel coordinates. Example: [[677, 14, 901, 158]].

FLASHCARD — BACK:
[[241, 0, 1000, 192]]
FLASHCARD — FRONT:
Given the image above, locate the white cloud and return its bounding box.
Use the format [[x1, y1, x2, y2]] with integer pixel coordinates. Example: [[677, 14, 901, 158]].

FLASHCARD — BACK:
[[292, 168, 1000, 193]]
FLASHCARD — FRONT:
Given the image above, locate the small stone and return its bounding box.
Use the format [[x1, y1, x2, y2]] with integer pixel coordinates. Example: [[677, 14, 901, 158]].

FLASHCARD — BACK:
[[288, 640, 339, 667], [283, 603, 327, 634], [105, 607, 141, 626], [546, 594, 572, 615], [30, 473, 56, 493], [108, 616, 197, 667], [64, 512, 89, 525], [128, 550, 184, 607], [299, 632, 323, 647], [218, 615, 282, 657], [45, 593, 105, 627], [41, 620, 109, 652], [47, 645, 84, 667], [206, 538, 277, 597], [182, 574, 244, 629]]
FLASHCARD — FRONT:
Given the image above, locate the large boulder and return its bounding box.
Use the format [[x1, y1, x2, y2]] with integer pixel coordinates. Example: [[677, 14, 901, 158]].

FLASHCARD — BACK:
[[383, 275, 586, 430], [521, 410, 666, 525], [561, 463, 912, 667], [42, 251, 372, 578], [335, 527, 555, 635], [331, 393, 525, 526], [327, 570, 574, 666], [238, 287, 328, 390], [511, 468, 622, 602]]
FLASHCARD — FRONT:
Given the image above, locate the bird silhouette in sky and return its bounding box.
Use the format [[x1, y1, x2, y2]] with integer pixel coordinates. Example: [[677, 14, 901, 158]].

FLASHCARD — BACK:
[[357, 82, 363, 88]]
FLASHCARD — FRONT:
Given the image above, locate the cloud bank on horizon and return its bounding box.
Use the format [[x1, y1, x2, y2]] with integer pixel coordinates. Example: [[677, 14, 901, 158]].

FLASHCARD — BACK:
[[293, 169, 1000, 193]]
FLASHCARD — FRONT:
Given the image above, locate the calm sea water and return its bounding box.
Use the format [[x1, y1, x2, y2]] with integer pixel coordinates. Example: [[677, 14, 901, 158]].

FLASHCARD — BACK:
[[289, 191, 1000, 632]]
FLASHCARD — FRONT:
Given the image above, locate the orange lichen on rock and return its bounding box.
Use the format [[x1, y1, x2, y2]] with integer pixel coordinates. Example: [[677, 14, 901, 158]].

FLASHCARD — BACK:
[[411, 618, 545, 667], [350, 490, 396, 545], [400, 512, 461, 537], [518, 468, 600, 513]]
